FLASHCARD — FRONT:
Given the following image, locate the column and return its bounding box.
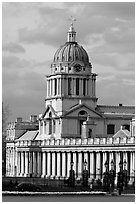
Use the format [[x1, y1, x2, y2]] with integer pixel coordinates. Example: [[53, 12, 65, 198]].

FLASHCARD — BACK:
[[42, 152, 46, 177], [38, 152, 42, 176], [96, 152, 101, 179], [42, 121, 45, 135], [90, 152, 94, 178], [86, 79, 89, 96], [88, 78, 92, 97], [21, 152, 24, 176], [73, 78, 76, 96], [33, 152, 37, 176], [109, 152, 113, 170], [52, 152, 56, 177], [57, 152, 61, 178], [25, 151, 28, 176], [47, 79, 49, 97], [29, 152, 33, 176], [73, 152, 77, 173], [62, 152, 66, 177], [102, 152, 107, 173], [78, 152, 82, 178], [60, 77, 62, 95], [80, 79, 83, 96], [115, 151, 120, 184], [17, 152, 20, 176], [67, 152, 71, 178], [47, 152, 51, 177], [57, 78, 60, 95]]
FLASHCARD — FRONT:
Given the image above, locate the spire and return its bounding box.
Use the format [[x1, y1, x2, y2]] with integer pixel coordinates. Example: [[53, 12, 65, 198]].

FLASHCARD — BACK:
[[67, 16, 76, 42]]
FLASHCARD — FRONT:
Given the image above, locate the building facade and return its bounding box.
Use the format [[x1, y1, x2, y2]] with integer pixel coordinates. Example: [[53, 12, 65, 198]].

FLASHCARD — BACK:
[[6, 22, 135, 184]]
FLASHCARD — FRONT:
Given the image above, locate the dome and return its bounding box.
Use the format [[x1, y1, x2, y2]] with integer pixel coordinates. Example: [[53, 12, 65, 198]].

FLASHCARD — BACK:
[[53, 42, 89, 63]]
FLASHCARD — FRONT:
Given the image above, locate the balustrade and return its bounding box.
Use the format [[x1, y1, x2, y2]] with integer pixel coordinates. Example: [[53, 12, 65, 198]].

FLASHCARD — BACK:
[[16, 136, 135, 147]]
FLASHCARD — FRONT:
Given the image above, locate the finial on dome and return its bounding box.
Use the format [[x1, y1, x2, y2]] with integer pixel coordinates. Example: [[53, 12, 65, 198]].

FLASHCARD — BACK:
[[67, 16, 77, 42], [68, 16, 76, 27]]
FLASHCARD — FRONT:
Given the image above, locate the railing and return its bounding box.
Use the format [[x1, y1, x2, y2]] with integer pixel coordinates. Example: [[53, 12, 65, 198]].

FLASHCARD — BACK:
[[16, 136, 135, 147]]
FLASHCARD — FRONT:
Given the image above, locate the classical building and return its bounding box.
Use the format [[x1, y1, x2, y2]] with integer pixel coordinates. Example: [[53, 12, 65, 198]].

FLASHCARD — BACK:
[[6, 21, 135, 184]]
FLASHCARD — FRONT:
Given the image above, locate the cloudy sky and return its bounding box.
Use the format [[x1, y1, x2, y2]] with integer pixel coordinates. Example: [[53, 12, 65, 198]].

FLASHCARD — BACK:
[[2, 2, 135, 121]]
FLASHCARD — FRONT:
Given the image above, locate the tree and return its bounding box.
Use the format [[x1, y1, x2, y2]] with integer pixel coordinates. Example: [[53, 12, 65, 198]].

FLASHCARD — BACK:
[[2, 102, 11, 175]]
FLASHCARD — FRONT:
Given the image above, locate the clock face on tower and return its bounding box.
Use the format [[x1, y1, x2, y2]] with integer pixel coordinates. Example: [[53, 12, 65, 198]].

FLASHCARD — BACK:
[[74, 64, 82, 72]]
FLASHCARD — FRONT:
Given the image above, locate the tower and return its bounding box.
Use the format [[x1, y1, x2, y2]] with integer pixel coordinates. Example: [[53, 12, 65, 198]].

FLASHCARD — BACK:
[[39, 20, 98, 139], [45, 20, 98, 115]]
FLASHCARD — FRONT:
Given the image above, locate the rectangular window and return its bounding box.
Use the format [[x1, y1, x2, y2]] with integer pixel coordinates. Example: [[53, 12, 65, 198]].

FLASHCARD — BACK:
[[83, 78, 86, 96], [68, 78, 72, 95], [76, 78, 79, 95], [107, 124, 115, 134], [54, 79, 57, 95]]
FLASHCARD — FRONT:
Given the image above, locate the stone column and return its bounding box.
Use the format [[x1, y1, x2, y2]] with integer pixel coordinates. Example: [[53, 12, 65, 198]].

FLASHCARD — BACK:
[[20, 152, 24, 176], [47, 152, 51, 177], [73, 78, 76, 96], [86, 79, 89, 96], [17, 152, 21, 176], [62, 152, 66, 178], [47, 79, 49, 97], [67, 152, 71, 178], [38, 152, 42, 177], [25, 151, 28, 176], [115, 151, 120, 184], [90, 152, 94, 178], [57, 152, 61, 178], [41, 152, 46, 177], [80, 79, 83, 96], [28, 152, 33, 176], [33, 152, 37, 177], [78, 152, 82, 178], [52, 152, 56, 178], [102, 152, 107, 173], [96, 152, 101, 179]]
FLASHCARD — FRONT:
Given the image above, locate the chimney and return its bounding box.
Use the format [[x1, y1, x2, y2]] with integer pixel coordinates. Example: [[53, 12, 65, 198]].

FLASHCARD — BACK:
[[16, 117, 23, 123], [119, 104, 123, 107], [30, 115, 37, 122]]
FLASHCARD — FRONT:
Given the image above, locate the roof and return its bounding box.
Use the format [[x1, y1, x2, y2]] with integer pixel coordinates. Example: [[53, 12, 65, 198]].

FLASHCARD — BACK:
[[17, 130, 39, 141], [64, 103, 103, 117], [113, 129, 130, 138], [97, 105, 135, 115]]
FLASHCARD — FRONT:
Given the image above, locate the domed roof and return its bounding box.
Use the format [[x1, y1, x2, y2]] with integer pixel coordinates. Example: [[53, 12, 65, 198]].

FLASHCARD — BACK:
[[53, 42, 89, 63]]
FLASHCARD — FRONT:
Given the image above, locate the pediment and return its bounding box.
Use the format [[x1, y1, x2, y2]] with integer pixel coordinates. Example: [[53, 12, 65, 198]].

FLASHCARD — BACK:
[[64, 104, 103, 118], [42, 105, 58, 119]]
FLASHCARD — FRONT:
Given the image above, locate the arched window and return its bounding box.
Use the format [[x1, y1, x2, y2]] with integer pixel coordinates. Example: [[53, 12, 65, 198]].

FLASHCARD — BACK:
[[76, 78, 79, 95], [49, 112, 52, 134], [107, 124, 115, 134]]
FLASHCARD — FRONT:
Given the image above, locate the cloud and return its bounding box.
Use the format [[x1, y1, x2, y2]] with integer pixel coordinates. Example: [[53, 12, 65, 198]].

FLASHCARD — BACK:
[[2, 55, 30, 70], [3, 42, 25, 53]]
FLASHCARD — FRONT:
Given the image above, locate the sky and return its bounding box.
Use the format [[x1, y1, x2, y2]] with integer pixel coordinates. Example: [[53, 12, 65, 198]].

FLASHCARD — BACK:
[[2, 2, 135, 121]]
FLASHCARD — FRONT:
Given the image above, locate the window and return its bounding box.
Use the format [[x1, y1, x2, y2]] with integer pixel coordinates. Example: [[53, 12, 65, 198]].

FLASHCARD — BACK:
[[49, 112, 52, 134], [54, 78, 57, 95], [88, 129, 92, 137], [83, 78, 86, 96], [68, 78, 72, 95], [76, 78, 79, 95], [122, 124, 130, 131], [107, 124, 115, 134], [53, 120, 56, 133]]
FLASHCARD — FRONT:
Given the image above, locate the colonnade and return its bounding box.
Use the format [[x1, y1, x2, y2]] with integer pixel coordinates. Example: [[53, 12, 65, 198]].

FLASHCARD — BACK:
[[8, 150, 135, 183], [46, 76, 96, 98]]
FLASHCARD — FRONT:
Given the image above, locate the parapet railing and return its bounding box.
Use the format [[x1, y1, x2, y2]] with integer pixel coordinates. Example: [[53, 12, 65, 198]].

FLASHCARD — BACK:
[[16, 136, 135, 147]]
